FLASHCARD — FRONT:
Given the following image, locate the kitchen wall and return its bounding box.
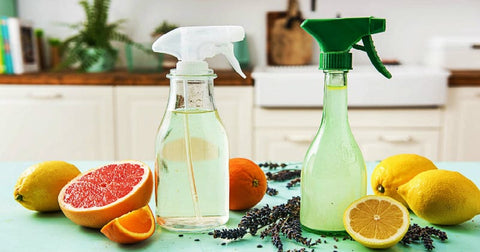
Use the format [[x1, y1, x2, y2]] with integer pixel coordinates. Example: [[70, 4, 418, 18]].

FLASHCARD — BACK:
[[17, 0, 480, 67]]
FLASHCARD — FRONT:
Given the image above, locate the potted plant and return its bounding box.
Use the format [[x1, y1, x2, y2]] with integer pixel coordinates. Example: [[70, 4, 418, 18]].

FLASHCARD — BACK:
[[59, 0, 139, 72]]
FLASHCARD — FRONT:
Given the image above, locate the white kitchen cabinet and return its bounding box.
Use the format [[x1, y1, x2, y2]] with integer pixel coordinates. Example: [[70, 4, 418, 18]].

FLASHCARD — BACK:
[[0, 85, 115, 161], [443, 88, 480, 161], [115, 86, 253, 161], [254, 108, 443, 162]]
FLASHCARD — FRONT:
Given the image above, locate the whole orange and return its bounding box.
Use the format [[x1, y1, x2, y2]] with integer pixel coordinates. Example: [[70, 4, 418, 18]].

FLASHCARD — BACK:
[[229, 158, 267, 210]]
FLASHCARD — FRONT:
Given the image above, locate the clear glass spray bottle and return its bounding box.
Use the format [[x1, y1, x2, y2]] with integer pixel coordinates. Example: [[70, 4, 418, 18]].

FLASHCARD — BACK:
[[151, 26, 246, 232], [155, 69, 229, 232]]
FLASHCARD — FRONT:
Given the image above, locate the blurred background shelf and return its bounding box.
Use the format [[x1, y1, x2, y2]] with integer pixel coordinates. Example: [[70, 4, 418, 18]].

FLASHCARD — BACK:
[[0, 69, 253, 86]]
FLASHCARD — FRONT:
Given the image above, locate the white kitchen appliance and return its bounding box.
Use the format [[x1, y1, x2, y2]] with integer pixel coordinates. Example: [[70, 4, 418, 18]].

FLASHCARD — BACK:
[[253, 65, 449, 108]]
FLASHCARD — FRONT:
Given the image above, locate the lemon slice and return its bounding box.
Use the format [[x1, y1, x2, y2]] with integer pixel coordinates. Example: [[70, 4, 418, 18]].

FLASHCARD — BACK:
[[343, 195, 410, 249]]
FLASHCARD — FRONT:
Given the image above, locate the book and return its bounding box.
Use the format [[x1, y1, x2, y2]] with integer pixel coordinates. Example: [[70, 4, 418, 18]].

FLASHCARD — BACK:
[[1, 17, 13, 74], [6, 17, 39, 74]]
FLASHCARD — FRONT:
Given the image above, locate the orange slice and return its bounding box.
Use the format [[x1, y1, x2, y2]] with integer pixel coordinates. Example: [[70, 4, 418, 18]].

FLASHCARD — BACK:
[[58, 160, 153, 228], [343, 195, 410, 249], [101, 205, 155, 244]]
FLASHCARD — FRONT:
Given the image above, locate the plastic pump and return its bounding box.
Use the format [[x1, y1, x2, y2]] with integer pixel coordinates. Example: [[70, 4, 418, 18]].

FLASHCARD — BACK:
[[152, 26, 246, 78], [301, 17, 392, 78]]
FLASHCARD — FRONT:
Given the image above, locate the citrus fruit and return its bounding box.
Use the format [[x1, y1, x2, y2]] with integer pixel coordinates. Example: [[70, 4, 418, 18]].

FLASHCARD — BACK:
[[58, 160, 153, 228], [229, 158, 267, 210], [101, 205, 155, 244], [14, 161, 81, 212], [398, 169, 480, 225], [371, 154, 437, 207], [343, 195, 410, 249]]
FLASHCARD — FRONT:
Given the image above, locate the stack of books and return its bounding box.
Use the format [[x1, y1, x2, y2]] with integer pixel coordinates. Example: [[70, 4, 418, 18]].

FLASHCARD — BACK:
[[0, 16, 39, 74]]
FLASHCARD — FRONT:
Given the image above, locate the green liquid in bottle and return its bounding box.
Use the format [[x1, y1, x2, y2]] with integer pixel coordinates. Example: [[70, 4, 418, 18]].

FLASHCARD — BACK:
[[300, 71, 366, 233], [155, 109, 229, 232]]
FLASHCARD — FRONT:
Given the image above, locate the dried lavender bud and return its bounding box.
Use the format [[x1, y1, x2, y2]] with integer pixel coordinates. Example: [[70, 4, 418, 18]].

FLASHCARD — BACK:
[[279, 217, 318, 247], [286, 249, 306, 252], [266, 170, 301, 181], [400, 224, 448, 250], [286, 178, 301, 188], [212, 228, 247, 240], [266, 187, 279, 196], [271, 225, 283, 252], [213, 196, 315, 251], [259, 162, 288, 170]]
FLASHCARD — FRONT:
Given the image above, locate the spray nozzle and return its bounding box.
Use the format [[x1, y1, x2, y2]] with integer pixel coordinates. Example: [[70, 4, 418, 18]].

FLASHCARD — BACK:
[[152, 26, 246, 78], [301, 17, 391, 79]]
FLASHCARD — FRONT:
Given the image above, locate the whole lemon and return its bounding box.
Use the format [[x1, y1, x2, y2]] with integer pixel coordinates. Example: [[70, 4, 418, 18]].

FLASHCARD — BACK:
[[398, 169, 480, 225], [14, 161, 81, 212], [371, 154, 437, 208]]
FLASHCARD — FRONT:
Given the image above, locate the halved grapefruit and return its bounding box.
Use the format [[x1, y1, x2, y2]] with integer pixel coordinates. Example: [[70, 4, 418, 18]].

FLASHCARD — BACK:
[[58, 160, 153, 228]]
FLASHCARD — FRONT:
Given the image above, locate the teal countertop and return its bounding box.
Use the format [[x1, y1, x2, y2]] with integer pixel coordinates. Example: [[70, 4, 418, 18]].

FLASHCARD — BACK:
[[2, 161, 480, 252]]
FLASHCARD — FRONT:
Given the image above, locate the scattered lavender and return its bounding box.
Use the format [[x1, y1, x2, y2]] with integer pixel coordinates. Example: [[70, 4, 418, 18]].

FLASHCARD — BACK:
[[400, 223, 448, 250], [286, 178, 301, 189], [212, 196, 321, 251], [266, 187, 279, 196], [259, 162, 287, 169], [266, 170, 301, 182]]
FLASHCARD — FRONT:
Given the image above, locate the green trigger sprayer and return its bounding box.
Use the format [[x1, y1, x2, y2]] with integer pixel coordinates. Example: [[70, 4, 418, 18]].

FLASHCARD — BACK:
[[299, 17, 391, 233], [301, 17, 391, 78]]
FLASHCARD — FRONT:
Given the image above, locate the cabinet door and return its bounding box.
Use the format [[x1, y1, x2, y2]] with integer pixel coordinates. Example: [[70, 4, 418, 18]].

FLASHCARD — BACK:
[[353, 128, 441, 162], [254, 127, 440, 162], [443, 88, 480, 161], [115, 86, 253, 160], [215, 87, 253, 158], [254, 108, 443, 162], [115, 86, 169, 161], [254, 128, 317, 162], [0, 85, 114, 161]]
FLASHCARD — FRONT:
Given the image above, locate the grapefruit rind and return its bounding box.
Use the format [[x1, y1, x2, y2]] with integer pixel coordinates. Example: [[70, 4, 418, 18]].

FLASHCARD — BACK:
[[343, 195, 410, 249], [58, 160, 153, 229]]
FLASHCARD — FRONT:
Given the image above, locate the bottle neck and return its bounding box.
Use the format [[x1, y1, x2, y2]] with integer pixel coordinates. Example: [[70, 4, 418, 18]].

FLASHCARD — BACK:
[[322, 70, 349, 124], [167, 75, 217, 111]]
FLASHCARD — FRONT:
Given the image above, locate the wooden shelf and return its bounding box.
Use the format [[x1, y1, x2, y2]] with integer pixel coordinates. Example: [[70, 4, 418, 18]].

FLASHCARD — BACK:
[[449, 70, 480, 87], [0, 69, 253, 86]]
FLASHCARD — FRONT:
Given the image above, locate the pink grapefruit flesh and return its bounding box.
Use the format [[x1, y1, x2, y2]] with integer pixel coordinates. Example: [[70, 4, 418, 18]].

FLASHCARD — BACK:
[[58, 160, 153, 228]]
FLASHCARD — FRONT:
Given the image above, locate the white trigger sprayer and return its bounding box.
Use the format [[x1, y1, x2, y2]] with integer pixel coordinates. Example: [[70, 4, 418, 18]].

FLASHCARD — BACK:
[[152, 26, 246, 78]]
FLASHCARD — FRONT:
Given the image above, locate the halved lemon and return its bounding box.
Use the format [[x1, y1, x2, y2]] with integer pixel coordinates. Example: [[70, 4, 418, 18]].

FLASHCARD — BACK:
[[343, 195, 410, 249]]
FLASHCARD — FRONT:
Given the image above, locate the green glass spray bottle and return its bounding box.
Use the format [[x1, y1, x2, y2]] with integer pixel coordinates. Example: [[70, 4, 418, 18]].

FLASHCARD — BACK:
[[299, 17, 392, 233]]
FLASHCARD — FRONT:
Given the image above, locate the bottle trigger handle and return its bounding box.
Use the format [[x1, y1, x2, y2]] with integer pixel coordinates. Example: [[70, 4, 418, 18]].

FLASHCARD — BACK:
[[217, 44, 246, 79], [353, 35, 392, 79]]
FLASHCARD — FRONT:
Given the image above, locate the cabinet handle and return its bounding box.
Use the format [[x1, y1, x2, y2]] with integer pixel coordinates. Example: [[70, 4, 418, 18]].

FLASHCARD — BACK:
[[284, 135, 314, 143], [378, 135, 413, 143], [27, 92, 63, 99]]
